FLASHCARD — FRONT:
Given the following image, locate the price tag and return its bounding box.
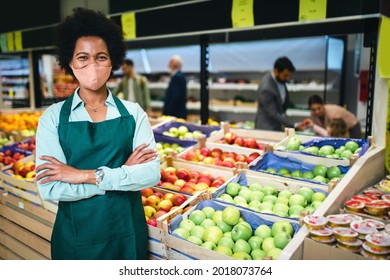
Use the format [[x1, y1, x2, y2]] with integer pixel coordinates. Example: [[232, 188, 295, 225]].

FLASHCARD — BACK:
[[386, 80, 390, 173], [378, 16, 390, 78], [7, 32, 14, 51], [14, 31, 23, 51], [0, 33, 7, 52], [231, 0, 254, 28], [121, 12, 136, 39], [299, 0, 327, 22]]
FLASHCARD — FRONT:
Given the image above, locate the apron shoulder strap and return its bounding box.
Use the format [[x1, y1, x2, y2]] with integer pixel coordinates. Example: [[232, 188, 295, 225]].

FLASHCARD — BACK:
[[59, 93, 74, 124], [112, 93, 130, 117]]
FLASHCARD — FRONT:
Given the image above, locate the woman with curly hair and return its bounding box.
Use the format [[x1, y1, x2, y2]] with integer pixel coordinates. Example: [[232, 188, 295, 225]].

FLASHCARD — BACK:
[[35, 8, 160, 260]]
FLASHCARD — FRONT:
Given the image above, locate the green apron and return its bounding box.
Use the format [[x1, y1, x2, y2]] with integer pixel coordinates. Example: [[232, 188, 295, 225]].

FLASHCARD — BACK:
[[51, 93, 148, 260]]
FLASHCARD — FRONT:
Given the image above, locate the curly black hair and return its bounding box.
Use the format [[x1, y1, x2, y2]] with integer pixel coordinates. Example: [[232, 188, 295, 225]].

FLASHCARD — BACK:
[[55, 7, 126, 76]]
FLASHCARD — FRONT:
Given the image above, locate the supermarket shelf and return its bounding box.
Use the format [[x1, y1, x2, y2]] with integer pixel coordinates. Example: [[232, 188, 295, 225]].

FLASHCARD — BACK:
[[149, 82, 330, 92], [150, 100, 310, 117]]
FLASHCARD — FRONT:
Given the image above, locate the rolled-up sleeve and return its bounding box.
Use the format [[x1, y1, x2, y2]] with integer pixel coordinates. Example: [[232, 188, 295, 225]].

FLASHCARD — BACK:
[[97, 104, 161, 191]]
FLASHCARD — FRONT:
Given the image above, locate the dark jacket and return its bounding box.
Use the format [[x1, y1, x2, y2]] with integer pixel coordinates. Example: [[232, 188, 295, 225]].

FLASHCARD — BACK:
[[255, 72, 294, 131], [163, 71, 187, 119]]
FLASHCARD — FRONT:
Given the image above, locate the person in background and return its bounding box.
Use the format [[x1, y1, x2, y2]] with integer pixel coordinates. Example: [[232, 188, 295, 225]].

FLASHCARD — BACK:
[[35, 8, 160, 260], [255, 56, 305, 131], [305, 118, 349, 138], [113, 59, 152, 116], [162, 55, 187, 119], [307, 94, 362, 138]]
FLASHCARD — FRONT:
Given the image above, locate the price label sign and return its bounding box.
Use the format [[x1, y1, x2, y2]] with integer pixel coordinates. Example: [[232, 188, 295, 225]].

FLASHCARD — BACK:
[[231, 0, 254, 28], [378, 16, 390, 78], [14, 31, 23, 51], [6, 32, 14, 51], [121, 12, 136, 40], [299, 0, 327, 22]]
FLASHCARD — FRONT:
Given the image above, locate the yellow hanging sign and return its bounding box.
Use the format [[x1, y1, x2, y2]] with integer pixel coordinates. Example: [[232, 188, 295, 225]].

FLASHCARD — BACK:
[[231, 0, 254, 28], [14, 31, 23, 51], [386, 80, 390, 173], [378, 16, 390, 78], [121, 12, 136, 40], [299, 0, 327, 22], [6, 32, 14, 51]]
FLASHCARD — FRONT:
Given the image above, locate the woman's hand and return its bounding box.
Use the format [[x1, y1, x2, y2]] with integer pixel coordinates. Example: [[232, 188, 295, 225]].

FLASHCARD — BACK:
[[124, 143, 158, 166], [35, 156, 93, 184]]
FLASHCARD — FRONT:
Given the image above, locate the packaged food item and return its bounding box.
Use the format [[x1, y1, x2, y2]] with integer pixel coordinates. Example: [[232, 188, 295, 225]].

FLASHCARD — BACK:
[[339, 213, 363, 222], [333, 227, 358, 243], [363, 233, 390, 254], [363, 219, 385, 230], [364, 200, 390, 216], [327, 214, 352, 228], [336, 239, 362, 253], [385, 224, 390, 234], [344, 200, 365, 213], [361, 248, 390, 260], [303, 215, 328, 230], [309, 228, 335, 243], [350, 220, 379, 240]]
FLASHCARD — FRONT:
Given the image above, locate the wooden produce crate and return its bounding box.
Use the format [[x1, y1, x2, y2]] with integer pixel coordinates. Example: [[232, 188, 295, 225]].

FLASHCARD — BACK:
[[207, 122, 286, 147], [279, 146, 386, 260], [159, 157, 236, 196], [248, 151, 350, 192], [272, 129, 375, 166], [163, 199, 301, 260], [0, 155, 58, 214], [212, 170, 330, 218], [144, 186, 202, 259], [176, 137, 262, 169]]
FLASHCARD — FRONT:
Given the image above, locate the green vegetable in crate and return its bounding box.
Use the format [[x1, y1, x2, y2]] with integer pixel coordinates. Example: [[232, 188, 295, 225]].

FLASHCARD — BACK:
[[286, 136, 302, 151], [156, 141, 185, 157]]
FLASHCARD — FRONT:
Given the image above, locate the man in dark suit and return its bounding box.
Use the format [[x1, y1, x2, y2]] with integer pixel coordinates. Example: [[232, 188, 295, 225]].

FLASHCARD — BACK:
[[255, 56, 302, 131], [163, 55, 187, 119]]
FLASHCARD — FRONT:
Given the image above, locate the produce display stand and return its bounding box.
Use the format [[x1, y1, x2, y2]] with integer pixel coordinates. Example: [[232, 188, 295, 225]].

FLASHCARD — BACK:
[[0, 155, 55, 260], [160, 199, 301, 260], [175, 136, 263, 169], [279, 146, 386, 260], [207, 122, 286, 146]]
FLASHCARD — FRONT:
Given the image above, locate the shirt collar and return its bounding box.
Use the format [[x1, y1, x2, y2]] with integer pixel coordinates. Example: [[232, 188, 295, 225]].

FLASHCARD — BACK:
[[71, 88, 116, 111]]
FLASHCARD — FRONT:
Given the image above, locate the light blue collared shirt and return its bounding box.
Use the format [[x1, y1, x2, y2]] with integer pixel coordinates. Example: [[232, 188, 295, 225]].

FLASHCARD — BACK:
[[36, 89, 160, 202]]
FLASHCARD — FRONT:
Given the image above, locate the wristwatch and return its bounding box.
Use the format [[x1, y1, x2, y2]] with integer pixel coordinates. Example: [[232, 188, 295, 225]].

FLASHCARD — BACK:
[[95, 168, 105, 186]]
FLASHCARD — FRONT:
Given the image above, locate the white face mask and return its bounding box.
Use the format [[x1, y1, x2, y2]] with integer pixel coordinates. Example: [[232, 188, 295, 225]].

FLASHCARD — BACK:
[[71, 63, 112, 91]]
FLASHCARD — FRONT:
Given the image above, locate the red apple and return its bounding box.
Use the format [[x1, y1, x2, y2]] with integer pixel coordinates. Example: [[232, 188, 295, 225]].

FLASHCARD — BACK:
[[184, 151, 199, 162], [147, 218, 157, 227], [210, 148, 223, 158], [244, 138, 258, 149], [195, 182, 209, 191], [202, 156, 215, 165], [145, 195, 161, 209], [170, 193, 187, 206], [162, 193, 174, 201], [201, 171, 213, 180], [183, 181, 196, 190], [198, 154, 205, 162], [176, 168, 191, 181], [190, 171, 201, 180], [140, 187, 154, 198], [221, 161, 235, 168], [154, 192, 164, 199], [174, 179, 187, 187], [200, 147, 211, 157], [214, 158, 223, 166], [234, 137, 245, 146], [225, 152, 237, 159], [12, 152, 22, 160], [258, 143, 264, 150], [165, 174, 179, 184], [197, 176, 211, 186], [157, 199, 173, 212], [154, 210, 168, 220], [180, 186, 195, 194], [18, 166, 29, 178], [224, 132, 237, 144], [223, 157, 236, 164], [4, 150, 12, 156], [164, 167, 177, 176], [161, 182, 181, 192], [235, 154, 247, 162]]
